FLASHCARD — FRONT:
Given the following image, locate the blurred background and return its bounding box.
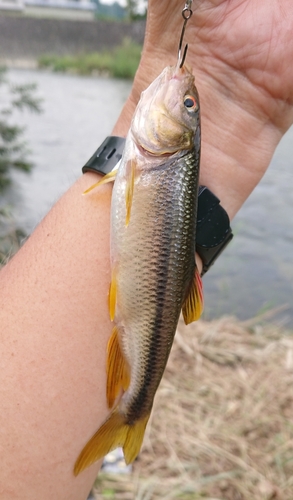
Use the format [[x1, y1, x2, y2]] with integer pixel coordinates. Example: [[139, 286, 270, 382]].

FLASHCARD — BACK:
[[1, 0, 292, 327]]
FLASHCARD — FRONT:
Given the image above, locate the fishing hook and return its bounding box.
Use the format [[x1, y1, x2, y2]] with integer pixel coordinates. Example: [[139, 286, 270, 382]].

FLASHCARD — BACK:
[[178, 1, 193, 68]]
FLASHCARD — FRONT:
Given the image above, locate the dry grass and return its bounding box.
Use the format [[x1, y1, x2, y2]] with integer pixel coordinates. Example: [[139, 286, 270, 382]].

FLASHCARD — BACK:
[[93, 313, 293, 500]]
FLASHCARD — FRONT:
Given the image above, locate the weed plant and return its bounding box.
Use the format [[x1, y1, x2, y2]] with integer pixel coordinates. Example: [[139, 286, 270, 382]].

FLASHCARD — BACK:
[[38, 39, 142, 79], [0, 67, 41, 261], [0, 67, 41, 189]]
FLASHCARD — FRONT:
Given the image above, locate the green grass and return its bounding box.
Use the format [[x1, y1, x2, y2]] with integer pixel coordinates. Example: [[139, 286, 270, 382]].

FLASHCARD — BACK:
[[38, 39, 142, 79]]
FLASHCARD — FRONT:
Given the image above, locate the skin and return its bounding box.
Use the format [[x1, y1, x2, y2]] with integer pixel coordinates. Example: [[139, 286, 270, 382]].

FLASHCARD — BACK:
[[0, 1, 292, 498]]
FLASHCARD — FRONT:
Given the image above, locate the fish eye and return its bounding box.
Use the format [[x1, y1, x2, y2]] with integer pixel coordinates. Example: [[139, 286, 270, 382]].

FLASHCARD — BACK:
[[184, 95, 198, 112]]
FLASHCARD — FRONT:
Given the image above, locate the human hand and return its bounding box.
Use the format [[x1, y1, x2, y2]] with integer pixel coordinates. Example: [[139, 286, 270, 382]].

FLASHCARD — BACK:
[[113, 0, 293, 219]]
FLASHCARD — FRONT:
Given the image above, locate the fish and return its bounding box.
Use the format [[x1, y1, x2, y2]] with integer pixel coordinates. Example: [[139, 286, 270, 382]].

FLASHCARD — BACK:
[[74, 62, 204, 476]]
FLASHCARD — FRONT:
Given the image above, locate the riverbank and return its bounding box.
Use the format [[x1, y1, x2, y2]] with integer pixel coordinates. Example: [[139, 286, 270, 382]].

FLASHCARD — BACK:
[[0, 14, 145, 64], [93, 314, 293, 500], [37, 39, 142, 78]]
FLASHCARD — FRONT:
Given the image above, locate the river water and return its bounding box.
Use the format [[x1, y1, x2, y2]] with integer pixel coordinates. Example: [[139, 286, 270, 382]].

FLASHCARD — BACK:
[[3, 69, 293, 327]]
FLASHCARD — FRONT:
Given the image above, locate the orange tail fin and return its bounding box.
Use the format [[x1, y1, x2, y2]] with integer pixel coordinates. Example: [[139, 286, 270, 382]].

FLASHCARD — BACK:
[[74, 409, 150, 475]]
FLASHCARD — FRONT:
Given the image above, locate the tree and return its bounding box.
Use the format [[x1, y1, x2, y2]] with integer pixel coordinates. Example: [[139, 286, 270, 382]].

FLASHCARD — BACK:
[[125, 0, 147, 21], [0, 67, 42, 264], [93, 0, 126, 20]]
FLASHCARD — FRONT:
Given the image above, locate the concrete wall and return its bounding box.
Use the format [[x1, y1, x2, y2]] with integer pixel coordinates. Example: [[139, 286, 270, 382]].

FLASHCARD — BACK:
[[0, 14, 145, 62]]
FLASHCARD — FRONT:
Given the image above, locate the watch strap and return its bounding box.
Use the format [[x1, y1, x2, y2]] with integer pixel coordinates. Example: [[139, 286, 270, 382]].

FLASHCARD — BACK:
[[82, 136, 126, 176], [197, 187, 233, 274]]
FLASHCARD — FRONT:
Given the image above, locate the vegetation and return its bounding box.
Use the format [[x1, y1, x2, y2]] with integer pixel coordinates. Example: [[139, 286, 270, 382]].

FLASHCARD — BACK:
[[0, 207, 25, 266], [93, 0, 126, 20], [125, 0, 147, 20], [92, 314, 293, 499], [0, 67, 42, 190], [38, 40, 142, 79], [93, 0, 147, 21], [0, 67, 41, 262]]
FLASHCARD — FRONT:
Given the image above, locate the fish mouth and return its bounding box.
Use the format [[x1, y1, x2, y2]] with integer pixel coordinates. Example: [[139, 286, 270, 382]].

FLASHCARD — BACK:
[[136, 143, 180, 158]]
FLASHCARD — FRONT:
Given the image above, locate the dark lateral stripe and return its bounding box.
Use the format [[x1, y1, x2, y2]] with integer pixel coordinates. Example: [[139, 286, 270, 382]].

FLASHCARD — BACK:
[[126, 151, 199, 423], [126, 187, 173, 423]]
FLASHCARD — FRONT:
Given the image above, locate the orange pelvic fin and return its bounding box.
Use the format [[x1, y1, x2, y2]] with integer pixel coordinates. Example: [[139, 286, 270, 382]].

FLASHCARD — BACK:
[[83, 169, 117, 195], [108, 266, 118, 322], [106, 326, 130, 409], [73, 409, 150, 475], [125, 159, 136, 227], [182, 267, 204, 324]]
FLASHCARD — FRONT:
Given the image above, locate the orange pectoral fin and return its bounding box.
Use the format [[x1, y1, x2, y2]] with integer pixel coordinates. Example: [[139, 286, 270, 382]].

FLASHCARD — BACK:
[[182, 267, 204, 325], [83, 169, 117, 195], [107, 326, 130, 409], [125, 159, 136, 227]]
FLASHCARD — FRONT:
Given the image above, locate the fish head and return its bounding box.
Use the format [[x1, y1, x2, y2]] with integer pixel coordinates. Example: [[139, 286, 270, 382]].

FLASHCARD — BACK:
[[131, 64, 200, 156]]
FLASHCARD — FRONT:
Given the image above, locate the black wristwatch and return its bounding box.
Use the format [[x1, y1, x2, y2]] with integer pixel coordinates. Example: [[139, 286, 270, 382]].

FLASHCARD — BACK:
[[82, 136, 233, 275], [196, 186, 233, 274]]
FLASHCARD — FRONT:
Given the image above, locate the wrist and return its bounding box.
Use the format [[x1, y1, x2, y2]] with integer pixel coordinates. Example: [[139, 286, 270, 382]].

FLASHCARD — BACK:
[[82, 135, 231, 277]]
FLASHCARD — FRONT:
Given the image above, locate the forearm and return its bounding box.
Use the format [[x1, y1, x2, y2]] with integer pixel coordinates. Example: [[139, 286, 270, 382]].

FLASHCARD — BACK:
[[0, 173, 112, 498]]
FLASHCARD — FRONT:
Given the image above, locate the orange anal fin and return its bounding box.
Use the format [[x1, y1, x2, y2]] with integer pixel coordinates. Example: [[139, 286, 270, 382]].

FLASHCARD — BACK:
[[83, 169, 117, 195], [125, 159, 136, 227], [74, 410, 150, 475], [107, 326, 130, 409], [182, 267, 204, 325]]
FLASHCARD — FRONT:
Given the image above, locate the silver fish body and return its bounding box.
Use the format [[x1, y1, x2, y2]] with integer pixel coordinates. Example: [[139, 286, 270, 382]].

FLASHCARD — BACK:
[[111, 134, 201, 423], [74, 63, 203, 475]]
